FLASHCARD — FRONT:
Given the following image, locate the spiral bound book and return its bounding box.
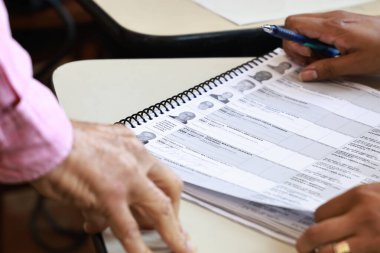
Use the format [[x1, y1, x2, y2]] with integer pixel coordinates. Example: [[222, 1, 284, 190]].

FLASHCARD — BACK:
[[119, 48, 380, 243]]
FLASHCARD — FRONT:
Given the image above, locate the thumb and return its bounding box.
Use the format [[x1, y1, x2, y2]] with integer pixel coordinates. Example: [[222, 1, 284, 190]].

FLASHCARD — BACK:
[[299, 53, 358, 81]]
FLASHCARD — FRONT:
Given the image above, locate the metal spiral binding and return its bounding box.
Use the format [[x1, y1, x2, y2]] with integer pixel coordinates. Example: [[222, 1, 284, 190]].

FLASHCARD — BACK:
[[119, 51, 278, 128]]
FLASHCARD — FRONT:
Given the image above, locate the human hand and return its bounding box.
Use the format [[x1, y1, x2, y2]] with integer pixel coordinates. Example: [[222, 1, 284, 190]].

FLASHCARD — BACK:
[[283, 11, 380, 81], [296, 183, 380, 253], [31, 121, 194, 253]]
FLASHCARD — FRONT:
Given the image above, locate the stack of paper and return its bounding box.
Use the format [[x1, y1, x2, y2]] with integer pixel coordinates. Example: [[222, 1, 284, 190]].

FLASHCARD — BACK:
[[129, 48, 380, 243]]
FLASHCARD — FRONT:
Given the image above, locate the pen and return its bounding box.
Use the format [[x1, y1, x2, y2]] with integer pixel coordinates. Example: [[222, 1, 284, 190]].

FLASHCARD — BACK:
[[262, 24, 340, 57]]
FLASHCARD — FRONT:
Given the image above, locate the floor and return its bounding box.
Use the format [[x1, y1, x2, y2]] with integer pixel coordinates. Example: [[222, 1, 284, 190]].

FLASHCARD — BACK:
[[1, 2, 116, 253]]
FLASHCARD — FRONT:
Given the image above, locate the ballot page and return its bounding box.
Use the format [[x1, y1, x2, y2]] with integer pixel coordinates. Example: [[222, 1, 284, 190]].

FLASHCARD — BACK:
[[131, 48, 380, 212]]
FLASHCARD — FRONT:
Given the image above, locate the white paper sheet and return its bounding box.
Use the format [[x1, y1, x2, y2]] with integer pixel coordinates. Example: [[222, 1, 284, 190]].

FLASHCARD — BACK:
[[130, 48, 380, 242], [192, 0, 373, 25]]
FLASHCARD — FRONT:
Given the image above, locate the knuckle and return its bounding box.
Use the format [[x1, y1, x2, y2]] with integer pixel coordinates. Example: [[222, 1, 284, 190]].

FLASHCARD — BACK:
[[164, 168, 183, 192], [168, 177, 183, 201], [335, 37, 350, 51], [158, 167, 183, 199], [283, 40, 295, 50], [314, 208, 325, 222], [100, 180, 128, 202], [114, 123, 134, 134], [358, 206, 380, 227], [295, 236, 309, 253], [118, 222, 140, 241], [124, 156, 139, 172], [302, 226, 319, 244], [285, 15, 297, 28], [295, 240, 303, 253], [128, 138, 147, 153], [157, 196, 172, 216], [324, 16, 346, 31], [285, 14, 309, 29], [350, 185, 371, 203], [173, 177, 184, 193], [319, 62, 336, 78], [81, 199, 98, 211], [328, 10, 348, 18]]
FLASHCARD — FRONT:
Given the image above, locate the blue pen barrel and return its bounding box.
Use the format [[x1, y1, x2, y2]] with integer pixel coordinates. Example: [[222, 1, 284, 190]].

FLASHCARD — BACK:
[[273, 26, 307, 44], [271, 26, 340, 57]]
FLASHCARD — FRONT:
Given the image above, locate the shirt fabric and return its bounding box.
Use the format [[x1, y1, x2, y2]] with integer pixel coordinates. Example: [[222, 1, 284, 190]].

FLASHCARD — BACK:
[[0, 1, 73, 183]]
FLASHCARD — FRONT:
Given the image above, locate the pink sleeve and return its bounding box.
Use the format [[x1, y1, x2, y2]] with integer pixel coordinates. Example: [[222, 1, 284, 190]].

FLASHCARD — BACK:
[[0, 1, 73, 183]]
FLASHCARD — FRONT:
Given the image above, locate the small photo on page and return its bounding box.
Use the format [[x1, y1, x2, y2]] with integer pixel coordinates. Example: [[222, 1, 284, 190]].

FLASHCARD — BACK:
[[180, 97, 223, 117], [209, 92, 234, 104], [136, 131, 157, 145], [197, 101, 215, 110], [169, 111, 197, 124], [231, 79, 256, 93], [249, 70, 273, 83], [267, 61, 292, 75]]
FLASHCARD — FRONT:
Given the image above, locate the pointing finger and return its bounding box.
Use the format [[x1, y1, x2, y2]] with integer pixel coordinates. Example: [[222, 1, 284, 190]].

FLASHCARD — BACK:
[[108, 202, 152, 253], [133, 178, 194, 253]]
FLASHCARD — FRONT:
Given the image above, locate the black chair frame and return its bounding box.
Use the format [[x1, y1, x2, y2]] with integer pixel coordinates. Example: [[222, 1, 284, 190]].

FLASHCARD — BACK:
[[77, 0, 281, 58]]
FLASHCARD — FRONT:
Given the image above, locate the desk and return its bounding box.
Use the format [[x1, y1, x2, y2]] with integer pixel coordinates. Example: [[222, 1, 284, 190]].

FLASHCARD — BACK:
[[77, 0, 380, 57], [80, 0, 380, 36], [53, 58, 296, 252]]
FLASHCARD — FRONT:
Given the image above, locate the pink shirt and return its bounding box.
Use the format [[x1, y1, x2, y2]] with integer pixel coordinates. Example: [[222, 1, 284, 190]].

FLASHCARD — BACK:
[[0, 1, 73, 183]]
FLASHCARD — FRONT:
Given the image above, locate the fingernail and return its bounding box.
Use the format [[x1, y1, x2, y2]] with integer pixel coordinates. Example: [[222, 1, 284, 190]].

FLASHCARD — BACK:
[[299, 69, 318, 81]]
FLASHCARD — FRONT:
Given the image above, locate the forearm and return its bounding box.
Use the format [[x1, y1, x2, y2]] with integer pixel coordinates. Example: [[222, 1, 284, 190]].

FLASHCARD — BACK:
[[0, 0, 72, 183], [0, 80, 73, 183]]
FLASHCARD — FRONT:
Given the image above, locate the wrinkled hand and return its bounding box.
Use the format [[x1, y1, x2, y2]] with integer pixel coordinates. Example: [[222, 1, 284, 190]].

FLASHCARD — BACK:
[[31, 121, 194, 253], [296, 183, 380, 253], [283, 11, 380, 81]]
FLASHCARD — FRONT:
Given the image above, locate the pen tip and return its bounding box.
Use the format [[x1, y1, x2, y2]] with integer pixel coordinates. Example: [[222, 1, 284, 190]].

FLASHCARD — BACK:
[[262, 25, 273, 33]]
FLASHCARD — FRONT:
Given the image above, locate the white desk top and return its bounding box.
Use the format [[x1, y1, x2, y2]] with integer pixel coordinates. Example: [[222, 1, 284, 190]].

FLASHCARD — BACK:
[[53, 57, 296, 253], [91, 0, 380, 36]]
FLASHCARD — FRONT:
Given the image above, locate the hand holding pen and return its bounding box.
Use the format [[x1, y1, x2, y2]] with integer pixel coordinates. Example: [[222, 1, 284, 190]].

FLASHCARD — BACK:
[[268, 11, 380, 81], [263, 24, 341, 57]]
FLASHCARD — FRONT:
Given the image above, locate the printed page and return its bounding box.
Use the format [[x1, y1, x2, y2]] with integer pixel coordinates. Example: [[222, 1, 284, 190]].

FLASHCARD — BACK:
[[192, 0, 373, 25], [132, 48, 380, 212], [184, 186, 312, 243], [179, 161, 312, 243]]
